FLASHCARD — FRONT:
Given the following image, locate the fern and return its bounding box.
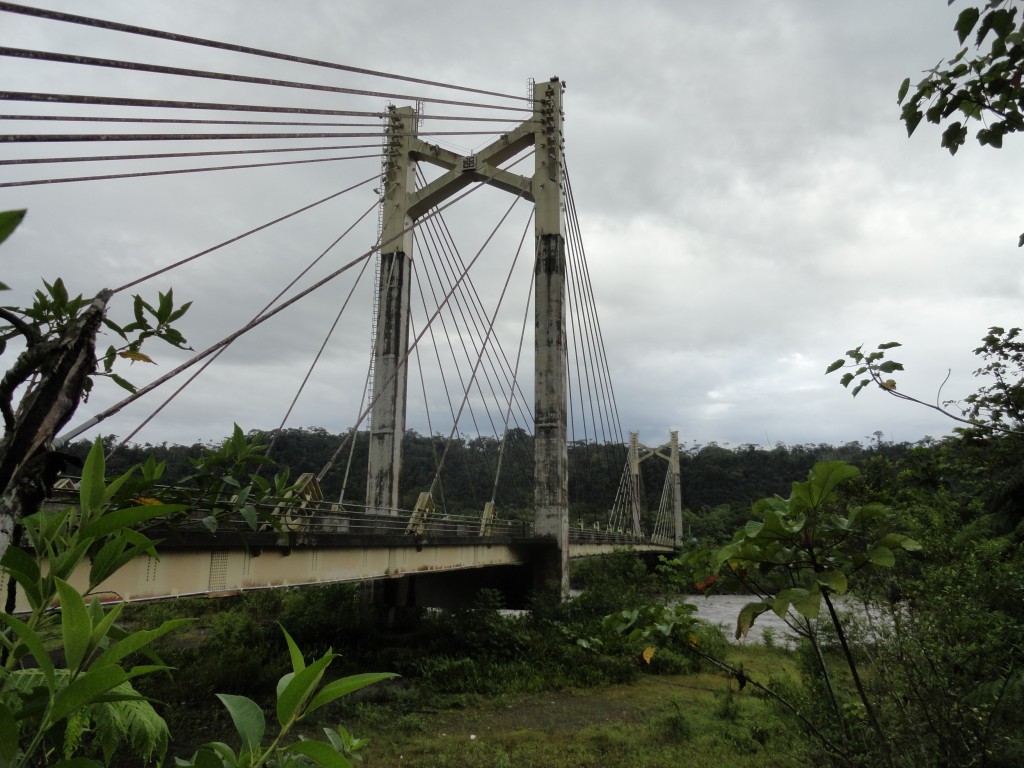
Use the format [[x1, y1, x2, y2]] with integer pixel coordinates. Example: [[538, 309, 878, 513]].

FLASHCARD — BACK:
[[1, 670, 169, 765]]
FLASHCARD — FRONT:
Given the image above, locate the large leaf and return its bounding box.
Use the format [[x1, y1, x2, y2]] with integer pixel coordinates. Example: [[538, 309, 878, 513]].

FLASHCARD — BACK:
[[216, 694, 265, 758], [281, 625, 306, 674], [92, 619, 191, 670], [0, 612, 55, 683], [0, 703, 18, 764], [805, 462, 859, 508], [1, 545, 43, 609], [51, 666, 130, 723], [816, 570, 848, 595], [55, 579, 92, 673], [735, 600, 771, 640], [276, 652, 334, 727], [284, 740, 352, 768], [0, 209, 26, 245], [306, 673, 398, 716], [80, 504, 185, 539], [79, 439, 107, 519]]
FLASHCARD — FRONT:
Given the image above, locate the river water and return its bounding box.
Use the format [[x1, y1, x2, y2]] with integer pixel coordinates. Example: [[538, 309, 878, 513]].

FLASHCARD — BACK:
[[683, 594, 796, 645]]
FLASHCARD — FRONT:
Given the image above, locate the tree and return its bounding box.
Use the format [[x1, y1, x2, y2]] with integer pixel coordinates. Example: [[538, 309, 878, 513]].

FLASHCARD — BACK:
[[898, 0, 1024, 244], [0, 209, 192, 563]]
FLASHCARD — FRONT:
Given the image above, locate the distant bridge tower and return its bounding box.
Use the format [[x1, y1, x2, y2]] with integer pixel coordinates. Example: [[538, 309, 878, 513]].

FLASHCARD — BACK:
[[627, 431, 684, 547], [365, 78, 570, 594]]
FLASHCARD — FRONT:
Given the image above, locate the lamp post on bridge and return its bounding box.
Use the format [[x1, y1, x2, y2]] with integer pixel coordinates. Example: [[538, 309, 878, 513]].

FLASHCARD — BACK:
[[364, 78, 570, 596]]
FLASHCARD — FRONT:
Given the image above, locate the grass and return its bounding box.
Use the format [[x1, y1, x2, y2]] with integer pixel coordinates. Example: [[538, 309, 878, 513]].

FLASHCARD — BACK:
[[337, 646, 810, 768]]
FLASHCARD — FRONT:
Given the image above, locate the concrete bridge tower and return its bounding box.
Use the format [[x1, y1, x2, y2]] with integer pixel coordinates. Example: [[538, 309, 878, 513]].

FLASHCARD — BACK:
[[364, 78, 570, 595]]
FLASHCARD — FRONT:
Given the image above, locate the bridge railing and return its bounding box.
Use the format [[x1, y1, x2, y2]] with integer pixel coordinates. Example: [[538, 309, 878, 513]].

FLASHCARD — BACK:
[[48, 484, 537, 540]]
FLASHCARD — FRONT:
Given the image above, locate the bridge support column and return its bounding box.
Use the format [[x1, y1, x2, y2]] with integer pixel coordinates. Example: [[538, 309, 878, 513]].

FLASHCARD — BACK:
[[532, 78, 569, 597], [366, 106, 416, 515], [669, 431, 684, 547]]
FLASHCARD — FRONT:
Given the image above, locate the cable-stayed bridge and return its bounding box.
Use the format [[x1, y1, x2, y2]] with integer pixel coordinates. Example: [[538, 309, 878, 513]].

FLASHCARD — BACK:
[[0, 3, 682, 606]]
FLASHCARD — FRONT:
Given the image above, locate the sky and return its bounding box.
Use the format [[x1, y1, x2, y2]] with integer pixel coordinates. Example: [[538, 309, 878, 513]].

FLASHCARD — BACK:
[[1, 0, 1022, 453]]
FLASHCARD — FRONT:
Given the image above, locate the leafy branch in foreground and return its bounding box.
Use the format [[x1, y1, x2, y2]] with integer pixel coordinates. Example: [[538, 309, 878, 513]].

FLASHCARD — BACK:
[[176, 628, 396, 768], [897, 0, 1024, 245], [827, 330, 1024, 436]]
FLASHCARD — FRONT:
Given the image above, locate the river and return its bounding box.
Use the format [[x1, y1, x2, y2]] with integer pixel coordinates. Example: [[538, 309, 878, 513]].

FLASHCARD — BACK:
[[683, 594, 796, 644]]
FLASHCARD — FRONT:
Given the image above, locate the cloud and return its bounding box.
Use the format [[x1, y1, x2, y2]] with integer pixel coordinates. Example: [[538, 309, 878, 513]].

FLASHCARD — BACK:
[[1, 0, 1021, 455]]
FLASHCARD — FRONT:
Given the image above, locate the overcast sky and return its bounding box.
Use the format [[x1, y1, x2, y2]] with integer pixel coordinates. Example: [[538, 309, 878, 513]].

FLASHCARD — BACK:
[[1, 1, 1022, 453]]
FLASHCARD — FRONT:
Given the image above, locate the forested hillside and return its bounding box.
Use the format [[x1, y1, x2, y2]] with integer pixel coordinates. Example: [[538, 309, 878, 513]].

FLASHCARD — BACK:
[[65, 427, 917, 536]]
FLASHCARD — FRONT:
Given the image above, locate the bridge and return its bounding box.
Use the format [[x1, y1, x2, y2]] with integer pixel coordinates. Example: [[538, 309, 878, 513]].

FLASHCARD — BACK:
[[0, 4, 684, 607]]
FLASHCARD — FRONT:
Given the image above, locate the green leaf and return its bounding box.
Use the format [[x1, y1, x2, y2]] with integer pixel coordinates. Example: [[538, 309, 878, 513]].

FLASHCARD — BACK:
[[0, 612, 55, 683], [877, 533, 922, 552], [805, 461, 859, 509], [735, 601, 771, 640], [877, 360, 904, 373], [79, 438, 107, 519], [306, 673, 398, 716], [825, 358, 845, 374], [1018, 232, 1023, 248], [282, 626, 306, 674], [0, 703, 19, 764], [216, 694, 265, 757], [955, 6, 980, 44], [80, 504, 185, 539], [1, 545, 43, 608], [277, 651, 335, 727], [0, 209, 26, 245], [877, 341, 901, 350], [284, 740, 352, 768], [92, 618, 191, 669], [51, 667, 129, 723], [897, 77, 910, 104], [110, 374, 138, 395], [816, 570, 848, 594], [55, 579, 92, 672], [792, 589, 822, 619], [866, 545, 896, 567]]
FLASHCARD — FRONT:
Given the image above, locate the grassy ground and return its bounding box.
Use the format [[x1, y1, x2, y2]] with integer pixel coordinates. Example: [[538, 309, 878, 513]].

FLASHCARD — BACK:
[[336, 647, 810, 768]]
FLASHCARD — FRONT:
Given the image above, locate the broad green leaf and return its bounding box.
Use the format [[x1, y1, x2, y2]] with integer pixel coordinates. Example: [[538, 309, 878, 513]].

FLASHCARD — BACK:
[[792, 588, 822, 619], [955, 6, 980, 44], [866, 545, 895, 567], [0, 612, 55, 683], [0, 209, 26, 245], [805, 461, 859, 508], [284, 740, 352, 768], [80, 503, 185, 538], [772, 588, 804, 619], [877, 341, 901, 350], [816, 570, 848, 594], [276, 651, 334, 727], [877, 533, 922, 552], [743, 520, 763, 537], [1, 545, 43, 608], [92, 618, 190, 669], [110, 374, 138, 394], [51, 666, 129, 723], [306, 673, 399, 716], [825, 358, 845, 374], [216, 694, 265, 757], [735, 601, 770, 640], [55, 579, 92, 672], [79, 439, 107, 518], [281, 626, 306, 674], [896, 77, 910, 104], [0, 703, 18, 763]]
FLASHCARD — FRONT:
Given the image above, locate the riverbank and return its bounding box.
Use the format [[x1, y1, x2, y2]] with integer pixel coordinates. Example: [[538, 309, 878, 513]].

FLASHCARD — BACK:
[[340, 646, 809, 767]]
